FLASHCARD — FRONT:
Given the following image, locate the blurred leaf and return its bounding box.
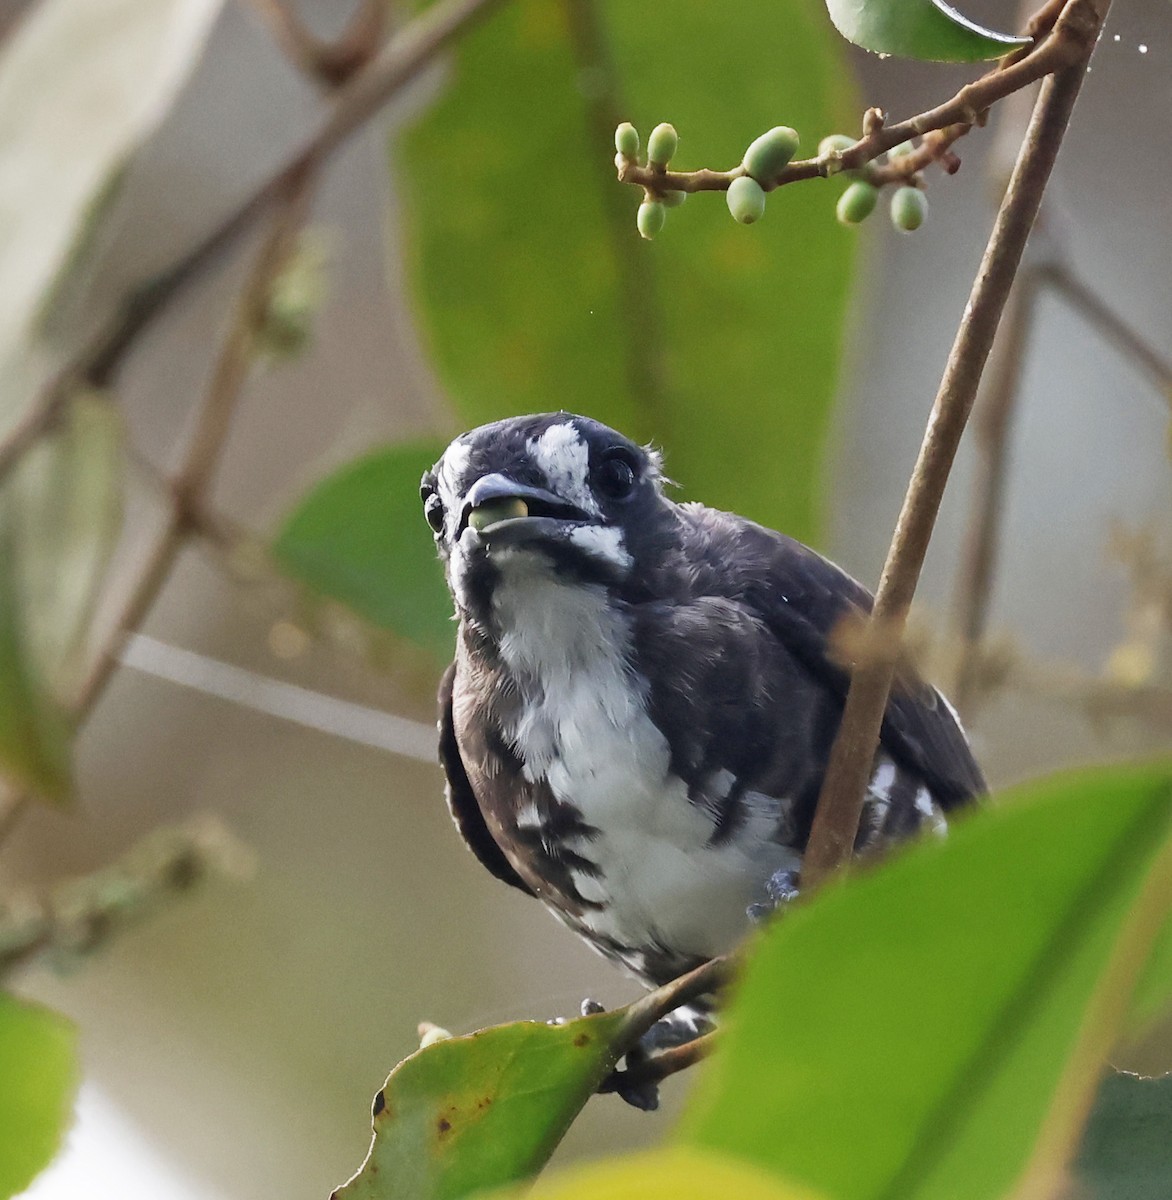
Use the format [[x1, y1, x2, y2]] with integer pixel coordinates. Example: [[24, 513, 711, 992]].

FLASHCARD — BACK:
[[1127, 909, 1172, 1042], [332, 1009, 631, 1200], [1074, 1071, 1172, 1200], [12, 392, 123, 700], [0, 993, 78, 1199], [680, 762, 1172, 1200], [0, 518, 72, 802], [485, 1148, 829, 1200], [0, 392, 123, 802], [823, 0, 1028, 62], [394, 0, 857, 547], [0, 0, 224, 446], [274, 443, 454, 663]]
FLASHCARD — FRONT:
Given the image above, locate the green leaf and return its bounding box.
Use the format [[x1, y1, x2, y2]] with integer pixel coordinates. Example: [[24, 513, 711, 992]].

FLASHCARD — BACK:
[[394, 0, 857, 547], [823, 0, 1029, 62], [680, 762, 1172, 1200], [1074, 1071, 1172, 1200], [0, 517, 73, 801], [274, 443, 454, 663], [0, 0, 223, 449], [487, 1148, 829, 1200], [0, 993, 78, 1199], [332, 1009, 631, 1200], [12, 392, 123, 700], [0, 392, 123, 802]]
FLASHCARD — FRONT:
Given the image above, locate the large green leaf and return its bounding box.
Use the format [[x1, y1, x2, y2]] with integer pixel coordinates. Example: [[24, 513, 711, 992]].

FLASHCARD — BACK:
[[394, 0, 857, 547], [0, 993, 78, 1199], [486, 1148, 829, 1200], [274, 443, 454, 663], [1074, 1071, 1172, 1200], [332, 1009, 631, 1200], [0, 0, 223, 447], [823, 0, 1028, 62], [680, 762, 1172, 1200]]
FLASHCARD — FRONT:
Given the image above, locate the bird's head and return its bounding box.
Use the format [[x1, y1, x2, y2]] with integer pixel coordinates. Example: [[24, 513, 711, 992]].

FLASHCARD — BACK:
[[420, 413, 671, 622]]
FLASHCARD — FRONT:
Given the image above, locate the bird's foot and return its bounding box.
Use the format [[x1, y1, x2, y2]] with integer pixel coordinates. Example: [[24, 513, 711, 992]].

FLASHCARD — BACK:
[[747, 867, 801, 923], [599, 1007, 714, 1112]]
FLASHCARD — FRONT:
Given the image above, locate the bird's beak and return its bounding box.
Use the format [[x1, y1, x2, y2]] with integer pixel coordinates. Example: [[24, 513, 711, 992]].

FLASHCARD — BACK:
[[458, 473, 594, 540]]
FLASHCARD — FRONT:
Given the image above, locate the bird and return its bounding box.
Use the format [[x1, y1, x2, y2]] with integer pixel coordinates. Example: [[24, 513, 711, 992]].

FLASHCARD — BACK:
[[421, 412, 985, 996]]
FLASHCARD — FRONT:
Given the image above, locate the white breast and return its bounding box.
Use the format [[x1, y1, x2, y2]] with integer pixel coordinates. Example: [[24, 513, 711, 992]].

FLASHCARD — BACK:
[[491, 556, 797, 961]]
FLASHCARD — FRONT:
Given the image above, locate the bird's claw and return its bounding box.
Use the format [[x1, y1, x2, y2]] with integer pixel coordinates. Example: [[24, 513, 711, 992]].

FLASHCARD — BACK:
[[601, 1008, 714, 1111], [747, 868, 801, 923]]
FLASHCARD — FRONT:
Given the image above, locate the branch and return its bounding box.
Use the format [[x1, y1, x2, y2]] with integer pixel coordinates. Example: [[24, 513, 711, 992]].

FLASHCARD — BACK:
[[615, 0, 1104, 198], [246, 0, 387, 88], [801, 1, 1110, 890], [1038, 263, 1172, 405], [0, 0, 505, 491], [597, 1030, 717, 1097], [70, 167, 318, 718]]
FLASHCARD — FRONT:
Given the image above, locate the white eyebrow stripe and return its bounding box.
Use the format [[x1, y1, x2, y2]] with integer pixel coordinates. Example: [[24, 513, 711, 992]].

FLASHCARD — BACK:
[[528, 423, 599, 515]]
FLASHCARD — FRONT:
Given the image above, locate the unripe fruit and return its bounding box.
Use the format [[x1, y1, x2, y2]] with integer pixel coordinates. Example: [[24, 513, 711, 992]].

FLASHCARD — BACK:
[[836, 180, 879, 225], [637, 199, 666, 239], [727, 176, 766, 225], [614, 121, 639, 159], [887, 140, 915, 159], [818, 133, 855, 157], [890, 186, 928, 232], [661, 189, 687, 208], [742, 126, 799, 184], [647, 122, 678, 168]]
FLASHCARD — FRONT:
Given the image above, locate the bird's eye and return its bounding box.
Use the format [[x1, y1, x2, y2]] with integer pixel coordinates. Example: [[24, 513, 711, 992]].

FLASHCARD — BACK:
[[424, 493, 445, 533], [593, 452, 639, 501]]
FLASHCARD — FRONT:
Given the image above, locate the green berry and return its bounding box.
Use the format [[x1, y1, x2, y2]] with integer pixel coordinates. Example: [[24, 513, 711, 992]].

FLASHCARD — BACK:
[[614, 121, 639, 159], [836, 180, 879, 226], [890, 186, 928, 232], [661, 189, 687, 208], [818, 133, 856, 157], [887, 140, 915, 159], [647, 122, 678, 168], [742, 126, 799, 184], [727, 176, 766, 225], [637, 199, 666, 239]]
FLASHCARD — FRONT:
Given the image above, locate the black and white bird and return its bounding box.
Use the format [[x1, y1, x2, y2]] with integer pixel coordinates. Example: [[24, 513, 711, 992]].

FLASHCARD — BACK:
[[421, 413, 984, 992]]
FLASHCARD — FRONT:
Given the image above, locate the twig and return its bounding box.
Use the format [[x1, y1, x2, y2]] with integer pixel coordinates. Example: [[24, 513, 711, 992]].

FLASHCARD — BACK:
[[0, 0, 506, 492], [801, 2, 1109, 890], [1038, 263, 1172, 405], [616, 0, 1103, 197], [616, 954, 735, 1051], [245, 0, 387, 88], [71, 168, 318, 717], [597, 1030, 718, 1096]]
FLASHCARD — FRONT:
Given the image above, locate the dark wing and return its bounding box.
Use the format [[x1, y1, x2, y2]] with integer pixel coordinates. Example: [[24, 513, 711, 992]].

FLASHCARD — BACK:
[[437, 663, 536, 895], [659, 505, 985, 809]]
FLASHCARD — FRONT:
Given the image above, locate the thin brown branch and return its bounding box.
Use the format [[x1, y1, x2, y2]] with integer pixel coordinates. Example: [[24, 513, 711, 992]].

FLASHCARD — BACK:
[[70, 170, 319, 718], [597, 1029, 718, 1096], [1038, 263, 1172, 405], [246, 0, 387, 88], [801, 3, 1109, 890], [617, 954, 735, 1051], [617, 0, 1103, 197], [950, 270, 1042, 717], [0, 0, 505, 493]]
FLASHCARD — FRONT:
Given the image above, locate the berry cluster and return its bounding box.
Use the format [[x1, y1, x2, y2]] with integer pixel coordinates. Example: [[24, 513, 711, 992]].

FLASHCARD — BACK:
[[615, 121, 930, 239], [820, 134, 928, 233]]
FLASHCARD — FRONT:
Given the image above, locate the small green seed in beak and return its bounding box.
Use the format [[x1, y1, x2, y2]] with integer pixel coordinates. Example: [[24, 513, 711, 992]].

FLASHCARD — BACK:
[[468, 497, 529, 531]]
